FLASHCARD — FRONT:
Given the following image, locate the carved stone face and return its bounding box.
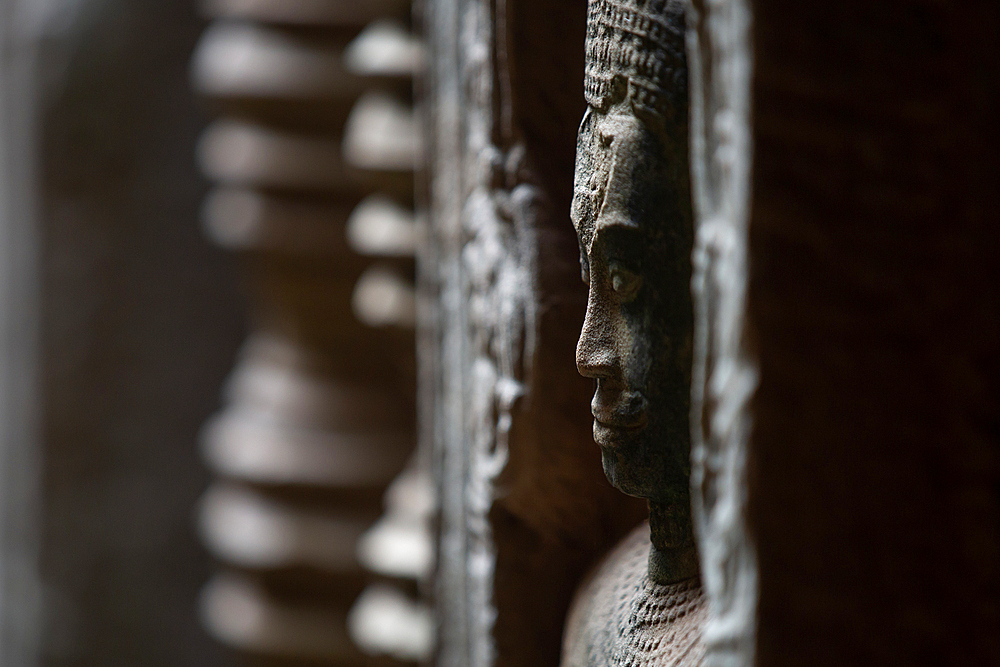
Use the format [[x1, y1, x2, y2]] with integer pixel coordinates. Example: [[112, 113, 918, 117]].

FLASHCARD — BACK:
[[571, 101, 692, 507]]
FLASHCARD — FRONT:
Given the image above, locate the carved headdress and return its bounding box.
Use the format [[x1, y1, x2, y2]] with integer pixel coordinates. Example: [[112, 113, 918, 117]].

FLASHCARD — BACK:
[[584, 0, 688, 125]]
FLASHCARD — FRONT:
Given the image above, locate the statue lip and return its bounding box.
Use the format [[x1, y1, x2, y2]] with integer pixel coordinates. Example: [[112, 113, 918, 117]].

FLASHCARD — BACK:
[[592, 411, 647, 429], [591, 396, 648, 446], [591, 390, 647, 429], [593, 416, 646, 447]]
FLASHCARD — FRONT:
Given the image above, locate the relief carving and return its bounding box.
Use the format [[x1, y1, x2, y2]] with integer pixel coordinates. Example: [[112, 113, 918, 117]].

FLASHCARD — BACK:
[[562, 0, 706, 664]]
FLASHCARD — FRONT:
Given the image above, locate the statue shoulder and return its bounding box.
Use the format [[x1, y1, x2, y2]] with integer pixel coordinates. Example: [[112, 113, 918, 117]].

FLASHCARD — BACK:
[[562, 523, 651, 667], [561, 522, 707, 667]]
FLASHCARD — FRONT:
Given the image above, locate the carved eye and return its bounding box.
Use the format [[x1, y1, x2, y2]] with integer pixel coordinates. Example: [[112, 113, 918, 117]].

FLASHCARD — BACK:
[[610, 267, 641, 301]]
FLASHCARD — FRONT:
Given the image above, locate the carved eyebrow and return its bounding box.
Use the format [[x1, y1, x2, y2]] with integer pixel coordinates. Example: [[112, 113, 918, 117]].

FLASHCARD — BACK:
[[592, 143, 644, 234], [593, 219, 643, 237], [594, 144, 619, 226], [593, 227, 641, 254]]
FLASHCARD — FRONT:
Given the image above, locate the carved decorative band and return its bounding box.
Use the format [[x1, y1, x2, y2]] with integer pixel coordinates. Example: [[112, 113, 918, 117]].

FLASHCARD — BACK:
[[587, 0, 684, 49], [583, 0, 686, 121]]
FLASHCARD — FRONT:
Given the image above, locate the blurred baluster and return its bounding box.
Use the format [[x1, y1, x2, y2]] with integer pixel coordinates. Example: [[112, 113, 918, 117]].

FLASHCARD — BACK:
[[191, 0, 426, 663], [339, 26, 433, 662]]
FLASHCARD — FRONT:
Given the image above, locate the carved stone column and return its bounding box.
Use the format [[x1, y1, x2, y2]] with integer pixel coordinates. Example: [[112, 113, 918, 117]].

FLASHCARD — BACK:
[[424, 0, 647, 665], [689, 1, 1000, 665], [686, 1, 757, 666], [191, 2, 423, 663]]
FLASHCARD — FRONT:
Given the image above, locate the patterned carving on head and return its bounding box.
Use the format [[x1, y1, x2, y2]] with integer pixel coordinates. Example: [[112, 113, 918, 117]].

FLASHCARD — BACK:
[[584, 0, 688, 128]]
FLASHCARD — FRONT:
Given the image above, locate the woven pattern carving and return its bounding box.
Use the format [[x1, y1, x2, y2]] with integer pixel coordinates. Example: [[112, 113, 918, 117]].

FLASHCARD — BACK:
[[584, 0, 687, 121]]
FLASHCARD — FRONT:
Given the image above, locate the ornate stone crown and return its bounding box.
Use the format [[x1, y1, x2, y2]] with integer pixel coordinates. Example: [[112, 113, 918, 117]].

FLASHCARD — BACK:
[[584, 0, 687, 124]]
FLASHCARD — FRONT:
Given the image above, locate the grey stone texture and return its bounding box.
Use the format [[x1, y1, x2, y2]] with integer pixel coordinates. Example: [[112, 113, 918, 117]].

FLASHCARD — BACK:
[[563, 524, 706, 667], [424, 0, 646, 663], [562, 0, 706, 664]]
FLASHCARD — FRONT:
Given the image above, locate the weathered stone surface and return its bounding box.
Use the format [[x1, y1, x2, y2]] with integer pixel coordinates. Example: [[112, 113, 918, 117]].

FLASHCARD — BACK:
[[563, 524, 706, 667], [686, 0, 758, 665], [562, 0, 704, 664], [425, 0, 647, 663]]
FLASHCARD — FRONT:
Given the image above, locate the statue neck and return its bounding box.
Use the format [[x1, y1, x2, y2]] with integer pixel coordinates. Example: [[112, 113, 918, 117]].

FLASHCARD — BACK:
[[647, 499, 699, 585]]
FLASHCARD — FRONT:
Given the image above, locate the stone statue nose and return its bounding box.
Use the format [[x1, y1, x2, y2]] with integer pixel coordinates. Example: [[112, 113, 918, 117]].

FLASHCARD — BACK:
[[576, 289, 617, 381]]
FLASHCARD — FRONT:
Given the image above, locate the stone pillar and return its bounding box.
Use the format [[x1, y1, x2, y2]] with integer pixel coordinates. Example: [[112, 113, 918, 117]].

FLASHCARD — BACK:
[[191, 2, 424, 663], [690, 1, 1000, 665], [1, 1, 247, 665], [687, 1, 757, 666], [0, 3, 44, 663], [424, 0, 647, 665]]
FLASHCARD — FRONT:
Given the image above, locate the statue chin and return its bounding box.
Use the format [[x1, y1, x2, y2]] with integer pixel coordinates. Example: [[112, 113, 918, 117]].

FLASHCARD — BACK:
[[600, 447, 657, 500], [600, 441, 687, 504]]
